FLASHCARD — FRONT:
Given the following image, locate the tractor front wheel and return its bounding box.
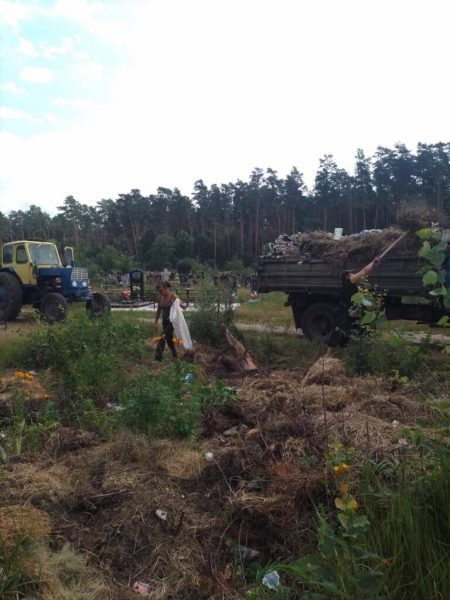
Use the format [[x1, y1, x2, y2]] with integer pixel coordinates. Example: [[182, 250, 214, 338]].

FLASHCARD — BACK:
[[41, 293, 68, 323], [86, 292, 111, 319]]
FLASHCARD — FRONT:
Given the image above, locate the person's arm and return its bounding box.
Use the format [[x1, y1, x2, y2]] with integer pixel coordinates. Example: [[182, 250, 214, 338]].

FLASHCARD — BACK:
[[154, 303, 161, 328], [349, 257, 381, 284]]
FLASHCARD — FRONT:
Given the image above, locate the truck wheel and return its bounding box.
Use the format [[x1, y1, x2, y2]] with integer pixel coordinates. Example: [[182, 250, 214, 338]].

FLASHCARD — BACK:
[[41, 293, 68, 323], [87, 292, 111, 319], [301, 302, 336, 343], [0, 272, 23, 320]]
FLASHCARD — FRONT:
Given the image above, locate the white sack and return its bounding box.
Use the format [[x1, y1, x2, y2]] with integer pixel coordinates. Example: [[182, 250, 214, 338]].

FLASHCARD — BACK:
[[170, 298, 193, 350]]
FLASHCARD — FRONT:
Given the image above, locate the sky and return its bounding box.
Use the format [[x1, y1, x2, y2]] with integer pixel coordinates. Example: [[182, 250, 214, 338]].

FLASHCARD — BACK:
[[1, 0, 450, 215]]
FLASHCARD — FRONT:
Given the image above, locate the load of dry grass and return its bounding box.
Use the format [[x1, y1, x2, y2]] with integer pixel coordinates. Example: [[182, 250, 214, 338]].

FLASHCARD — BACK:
[[396, 202, 441, 230], [294, 228, 415, 263]]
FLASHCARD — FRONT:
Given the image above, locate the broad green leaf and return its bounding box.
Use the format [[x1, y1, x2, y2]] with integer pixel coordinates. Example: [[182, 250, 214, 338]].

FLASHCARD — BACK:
[[360, 311, 376, 325], [416, 228, 432, 240], [418, 241, 431, 257], [422, 270, 438, 285], [351, 292, 364, 305], [429, 287, 446, 296], [361, 297, 373, 308], [387, 335, 403, 347], [437, 316, 449, 326]]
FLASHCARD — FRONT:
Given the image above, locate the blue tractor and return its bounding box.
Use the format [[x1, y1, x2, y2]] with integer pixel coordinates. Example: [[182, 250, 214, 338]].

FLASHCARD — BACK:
[[0, 241, 110, 322]]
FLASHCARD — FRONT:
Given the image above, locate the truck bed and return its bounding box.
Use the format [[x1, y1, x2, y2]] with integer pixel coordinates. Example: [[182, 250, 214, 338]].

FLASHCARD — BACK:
[[256, 254, 425, 298]]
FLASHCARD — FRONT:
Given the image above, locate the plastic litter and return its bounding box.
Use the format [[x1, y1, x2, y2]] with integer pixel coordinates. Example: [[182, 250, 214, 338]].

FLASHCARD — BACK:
[[170, 298, 193, 350], [155, 509, 167, 521], [223, 426, 239, 437], [133, 581, 150, 596], [392, 419, 399, 428], [237, 544, 260, 559], [204, 451, 214, 462], [184, 372, 194, 384], [262, 570, 280, 590]]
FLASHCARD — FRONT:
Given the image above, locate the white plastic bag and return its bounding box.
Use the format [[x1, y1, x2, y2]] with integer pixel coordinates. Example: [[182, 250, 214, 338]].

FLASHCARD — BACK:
[[169, 298, 193, 350]]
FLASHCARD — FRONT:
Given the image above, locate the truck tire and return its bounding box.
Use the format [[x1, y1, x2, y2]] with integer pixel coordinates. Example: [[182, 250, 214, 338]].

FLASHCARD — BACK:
[[0, 272, 23, 320], [86, 292, 111, 319], [301, 302, 336, 343], [41, 293, 68, 323]]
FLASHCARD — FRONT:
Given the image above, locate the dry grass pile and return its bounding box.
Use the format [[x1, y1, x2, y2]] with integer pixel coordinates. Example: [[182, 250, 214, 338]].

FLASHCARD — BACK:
[[293, 227, 421, 264], [396, 202, 441, 230], [0, 505, 50, 554], [302, 357, 344, 386]]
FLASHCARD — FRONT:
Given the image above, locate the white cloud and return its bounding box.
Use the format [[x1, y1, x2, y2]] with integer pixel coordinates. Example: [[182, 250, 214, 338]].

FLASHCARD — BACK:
[[41, 36, 79, 59], [0, 81, 25, 95], [1, 0, 450, 215], [54, 97, 93, 109], [17, 37, 37, 57], [44, 113, 59, 124], [20, 67, 53, 84], [0, 107, 38, 122], [72, 61, 103, 82], [0, 0, 34, 33]]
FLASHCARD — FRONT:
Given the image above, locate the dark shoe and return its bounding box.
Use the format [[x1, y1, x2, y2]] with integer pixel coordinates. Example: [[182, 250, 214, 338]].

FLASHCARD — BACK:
[[154, 355, 162, 362]]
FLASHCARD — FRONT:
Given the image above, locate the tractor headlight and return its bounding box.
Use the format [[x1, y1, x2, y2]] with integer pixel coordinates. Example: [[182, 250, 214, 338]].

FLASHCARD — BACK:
[[72, 281, 78, 287], [82, 281, 87, 287]]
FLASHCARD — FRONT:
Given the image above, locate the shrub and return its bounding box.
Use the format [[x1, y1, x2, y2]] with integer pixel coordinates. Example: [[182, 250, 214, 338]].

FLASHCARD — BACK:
[[188, 305, 236, 350], [117, 363, 232, 438]]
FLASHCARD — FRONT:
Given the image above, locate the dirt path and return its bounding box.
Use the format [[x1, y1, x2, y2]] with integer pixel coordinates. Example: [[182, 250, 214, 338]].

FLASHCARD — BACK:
[[236, 322, 450, 347]]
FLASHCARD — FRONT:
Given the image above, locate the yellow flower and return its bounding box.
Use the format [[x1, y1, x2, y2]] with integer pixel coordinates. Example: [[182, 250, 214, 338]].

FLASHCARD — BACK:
[[333, 463, 350, 475], [347, 498, 358, 511], [339, 483, 349, 495], [335, 496, 358, 512]]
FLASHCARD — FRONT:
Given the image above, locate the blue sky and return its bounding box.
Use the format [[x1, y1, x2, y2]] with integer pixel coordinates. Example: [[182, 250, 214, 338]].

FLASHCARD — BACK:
[[1, 0, 450, 214], [1, 0, 126, 136]]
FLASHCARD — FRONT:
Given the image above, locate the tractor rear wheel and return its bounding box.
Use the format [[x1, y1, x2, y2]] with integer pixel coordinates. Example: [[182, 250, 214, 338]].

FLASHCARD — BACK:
[[86, 292, 111, 319], [0, 272, 23, 320], [41, 293, 68, 323]]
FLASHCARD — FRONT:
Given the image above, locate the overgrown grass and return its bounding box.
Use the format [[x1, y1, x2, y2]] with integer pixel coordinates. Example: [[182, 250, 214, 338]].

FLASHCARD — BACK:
[[243, 330, 324, 368], [234, 292, 293, 328], [361, 446, 450, 599], [0, 311, 149, 402]]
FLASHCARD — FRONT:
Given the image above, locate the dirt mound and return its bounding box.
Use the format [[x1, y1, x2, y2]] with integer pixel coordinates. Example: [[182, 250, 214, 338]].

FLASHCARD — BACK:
[[302, 357, 344, 386]]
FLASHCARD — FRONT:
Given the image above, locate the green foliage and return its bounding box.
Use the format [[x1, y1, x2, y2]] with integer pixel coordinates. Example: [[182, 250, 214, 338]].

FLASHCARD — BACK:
[[187, 300, 236, 350], [147, 233, 175, 269], [174, 231, 194, 260], [176, 257, 195, 274], [116, 363, 232, 438], [0, 534, 40, 598], [361, 447, 450, 599], [0, 312, 149, 403], [417, 228, 450, 308], [345, 335, 432, 379], [243, 331, 322, 368]]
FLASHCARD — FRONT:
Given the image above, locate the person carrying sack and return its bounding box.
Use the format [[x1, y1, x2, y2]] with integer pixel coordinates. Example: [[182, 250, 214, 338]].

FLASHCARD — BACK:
[[153, 282, 187, 361]]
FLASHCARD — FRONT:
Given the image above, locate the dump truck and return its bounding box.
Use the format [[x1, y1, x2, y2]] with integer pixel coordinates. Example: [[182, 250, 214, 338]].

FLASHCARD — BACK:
[[255, 240, 450, 343], [0, 240, 110, 322]]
